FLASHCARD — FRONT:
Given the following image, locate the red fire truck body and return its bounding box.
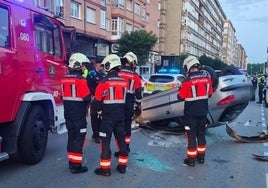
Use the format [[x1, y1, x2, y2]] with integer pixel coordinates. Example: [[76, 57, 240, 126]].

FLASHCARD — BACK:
[[0, 0, 73, 164]]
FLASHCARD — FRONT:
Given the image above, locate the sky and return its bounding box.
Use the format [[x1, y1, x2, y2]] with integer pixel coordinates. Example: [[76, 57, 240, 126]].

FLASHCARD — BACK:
[[219, 0, 268, 64]]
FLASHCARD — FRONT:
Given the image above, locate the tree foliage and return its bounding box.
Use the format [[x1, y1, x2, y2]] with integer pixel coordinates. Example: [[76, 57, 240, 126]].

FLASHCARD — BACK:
[[198, 54, 227, 70], [177, 54, 227, 71], [115, 30, 158, 65]]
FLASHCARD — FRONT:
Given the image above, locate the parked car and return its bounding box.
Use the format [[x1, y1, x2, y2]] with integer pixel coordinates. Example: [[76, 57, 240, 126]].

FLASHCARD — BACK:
[[135, 66, 253, 131], [144, 73, 185, 94]]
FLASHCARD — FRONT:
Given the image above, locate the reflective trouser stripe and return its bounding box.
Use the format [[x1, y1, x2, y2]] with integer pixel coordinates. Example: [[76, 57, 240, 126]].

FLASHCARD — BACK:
[[100, 159, 111, 169], [118, 156, 128, 166], [68, 152, 83, 163], [125, 136, 131, 144]]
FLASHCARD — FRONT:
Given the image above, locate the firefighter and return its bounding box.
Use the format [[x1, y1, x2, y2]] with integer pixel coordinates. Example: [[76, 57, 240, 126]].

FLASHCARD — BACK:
[[114, 52, 143, 157], [94, 54, 128, 176], [177, 55, 213, 167], [60, 53, 91, 174], [87, 56, 105, 143]]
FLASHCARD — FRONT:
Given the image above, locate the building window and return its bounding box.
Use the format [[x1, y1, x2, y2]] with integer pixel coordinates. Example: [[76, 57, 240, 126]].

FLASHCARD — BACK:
[[43, 0, 64, 17], [134, 26, 139, 31], [112, 18, 117, 35], [100, 0, 106, 6], [141, 4, 146, 21], [100, 10, 106, 29], [126, 0, 132, 11], [0, 6, 10, 48], [112, 0, 124, 8], [106, 18, 110, 31], [71, 1, 80, 19], [126, 23, 132, 33], [87, 7, 95, 24], [112, 17, 123, 36], [134, 3, 140, 15]]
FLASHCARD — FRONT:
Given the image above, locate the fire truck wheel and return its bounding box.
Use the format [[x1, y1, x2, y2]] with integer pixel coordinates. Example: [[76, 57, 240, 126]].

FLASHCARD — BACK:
[[18, 105, 48, 164]]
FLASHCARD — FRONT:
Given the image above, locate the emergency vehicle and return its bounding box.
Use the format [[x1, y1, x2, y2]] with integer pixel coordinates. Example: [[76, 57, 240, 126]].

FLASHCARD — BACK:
[[0, 0, 76, 164]]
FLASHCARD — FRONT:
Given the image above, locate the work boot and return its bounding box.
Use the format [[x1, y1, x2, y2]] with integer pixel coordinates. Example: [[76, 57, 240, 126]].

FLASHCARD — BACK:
[[95, 168, 111, 176], [116, 165, 127, 174], [197, 157, 205, 164], [114, 151, 119, 157], [70, 166, 88, 174], [184, 158, 195, 167]]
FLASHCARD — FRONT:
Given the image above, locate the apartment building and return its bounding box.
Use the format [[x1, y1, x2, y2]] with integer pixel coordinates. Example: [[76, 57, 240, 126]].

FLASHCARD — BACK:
[[222, 19, 237, 65], [34, 0, 160, 62], [159, 0, 226, 59], [222, 20, 247, 68]]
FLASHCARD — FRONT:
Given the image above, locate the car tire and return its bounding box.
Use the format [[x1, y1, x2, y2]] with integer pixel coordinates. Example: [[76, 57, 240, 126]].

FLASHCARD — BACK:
[[220, 65, 242, 76], [201, 66, 219, 91]]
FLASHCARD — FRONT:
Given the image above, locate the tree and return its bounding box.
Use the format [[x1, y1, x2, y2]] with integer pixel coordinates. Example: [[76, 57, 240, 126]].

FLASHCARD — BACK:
[[115, 30, 158, 65], [198, 54, 227, 70]]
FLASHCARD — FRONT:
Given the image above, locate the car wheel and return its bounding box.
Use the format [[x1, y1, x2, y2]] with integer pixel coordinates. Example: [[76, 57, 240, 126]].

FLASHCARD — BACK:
[[201, 66, 219, 91], [220, 65, 242, 76]]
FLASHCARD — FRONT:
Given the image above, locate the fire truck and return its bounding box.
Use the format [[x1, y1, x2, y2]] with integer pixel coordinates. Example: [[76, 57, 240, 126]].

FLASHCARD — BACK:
[[0, 0, 76, 164]]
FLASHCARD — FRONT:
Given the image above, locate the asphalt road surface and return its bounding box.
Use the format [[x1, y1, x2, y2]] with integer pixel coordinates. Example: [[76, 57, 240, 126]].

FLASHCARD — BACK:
[[0, 101, 268, 188]]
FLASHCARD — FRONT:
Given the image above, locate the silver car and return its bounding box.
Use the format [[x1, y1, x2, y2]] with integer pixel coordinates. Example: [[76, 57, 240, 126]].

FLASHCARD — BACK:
[[136, 67, 253, 130]]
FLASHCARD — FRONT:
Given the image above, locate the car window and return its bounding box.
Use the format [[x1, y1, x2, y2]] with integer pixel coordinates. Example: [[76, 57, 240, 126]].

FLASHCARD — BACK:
[[149, 75, 174, 83]]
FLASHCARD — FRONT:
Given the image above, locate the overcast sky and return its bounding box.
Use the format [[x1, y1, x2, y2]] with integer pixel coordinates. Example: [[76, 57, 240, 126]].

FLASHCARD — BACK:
[[219, 0, 268, 64]]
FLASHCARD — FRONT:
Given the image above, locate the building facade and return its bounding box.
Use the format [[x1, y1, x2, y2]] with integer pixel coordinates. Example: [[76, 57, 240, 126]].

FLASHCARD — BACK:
[[159, 0, 226, 60], [35, 0, 160, 62], [34, 0, 247, 70]]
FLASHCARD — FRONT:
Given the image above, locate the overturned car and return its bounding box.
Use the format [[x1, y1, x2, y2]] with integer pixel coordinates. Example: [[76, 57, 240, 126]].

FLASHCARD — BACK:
[[135, 66, 253, 130]]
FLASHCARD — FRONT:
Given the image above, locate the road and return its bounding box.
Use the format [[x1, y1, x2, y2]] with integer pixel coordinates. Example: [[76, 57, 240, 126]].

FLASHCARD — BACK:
[[0, 101, 267, 188]]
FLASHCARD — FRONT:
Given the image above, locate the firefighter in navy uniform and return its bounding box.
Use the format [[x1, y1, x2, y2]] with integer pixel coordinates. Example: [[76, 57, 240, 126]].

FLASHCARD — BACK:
[[87, 56, 105, 143], [177, 56, 213, 167], [114, 52, 142, 157], [60, 53, 91, 174], [94, 54, 128, 176]]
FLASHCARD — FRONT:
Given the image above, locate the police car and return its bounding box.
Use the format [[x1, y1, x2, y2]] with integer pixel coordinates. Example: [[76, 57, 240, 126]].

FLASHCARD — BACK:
[[143, 68, 185, 94]]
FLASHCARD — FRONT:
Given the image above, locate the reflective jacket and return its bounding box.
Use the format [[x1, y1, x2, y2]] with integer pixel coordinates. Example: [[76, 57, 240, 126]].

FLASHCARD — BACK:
[[118, 66, 143, 104], [61, 71, 91, 119], [178, 70, 213, 116], [94, 70, 127, 120]]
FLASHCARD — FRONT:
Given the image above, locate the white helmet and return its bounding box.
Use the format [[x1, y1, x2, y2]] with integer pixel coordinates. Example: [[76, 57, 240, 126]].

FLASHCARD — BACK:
[[183, 55, 200, 72], [123, 52, 138, 67], [101, 54, 121, 72], [68, 53, 90, 69]]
